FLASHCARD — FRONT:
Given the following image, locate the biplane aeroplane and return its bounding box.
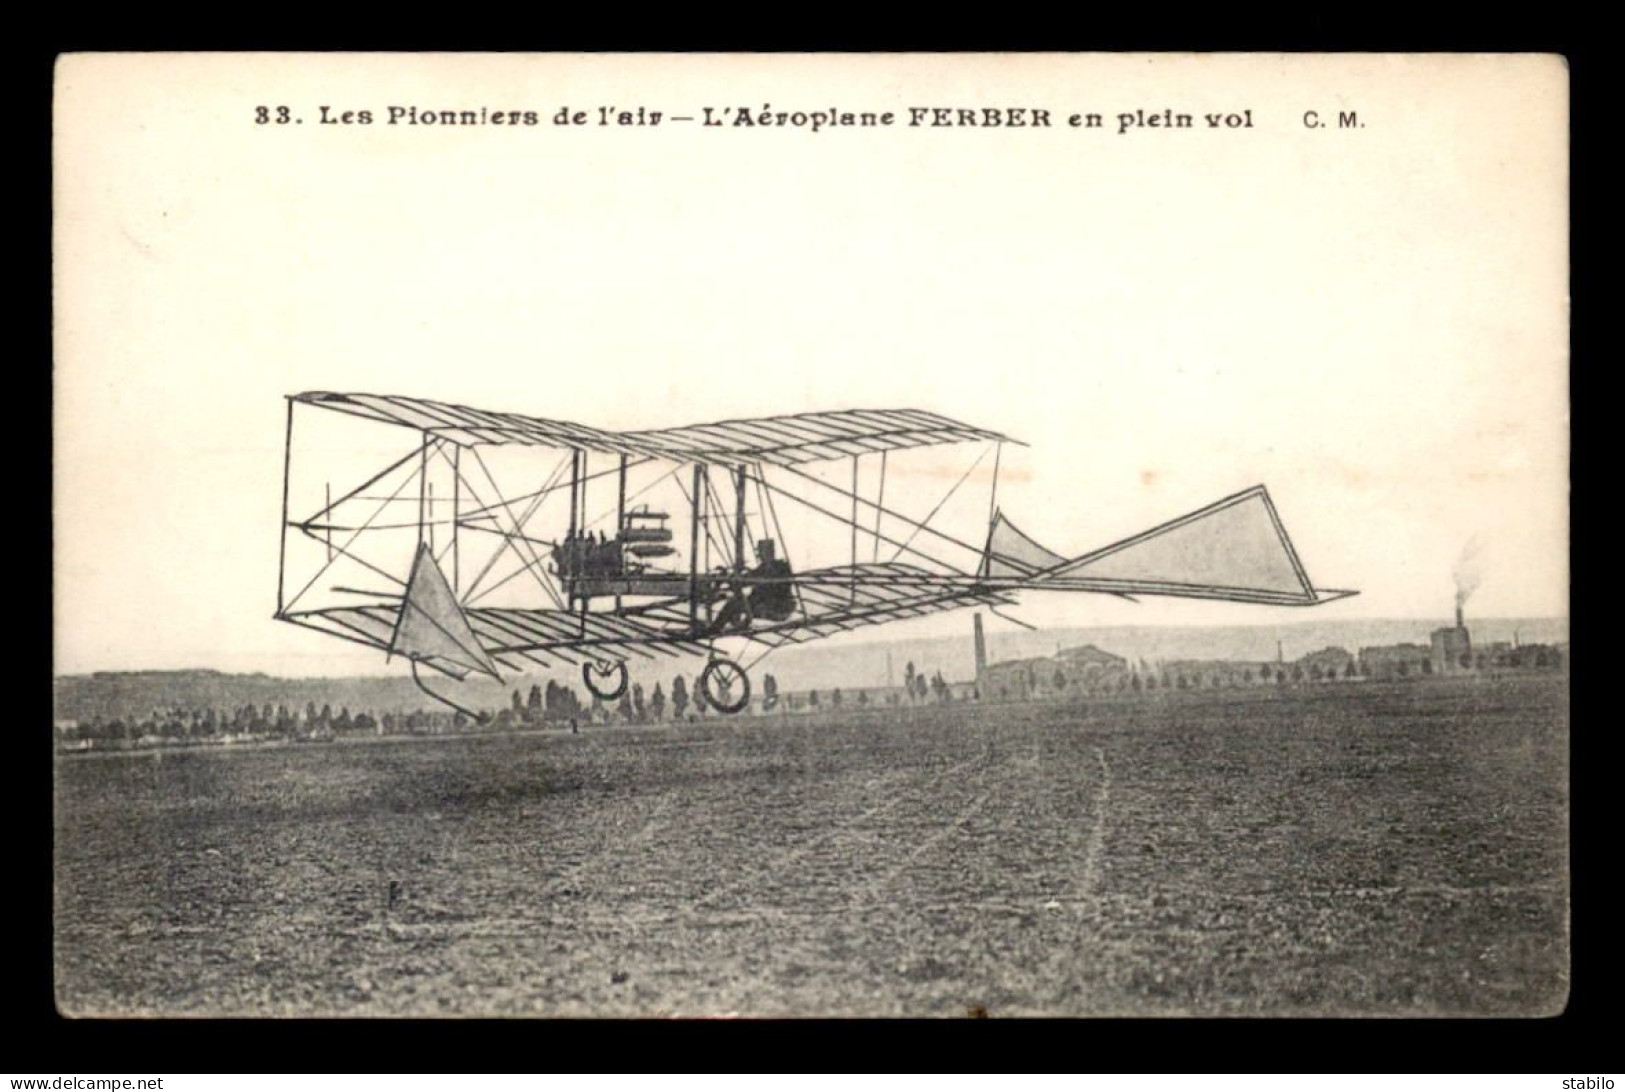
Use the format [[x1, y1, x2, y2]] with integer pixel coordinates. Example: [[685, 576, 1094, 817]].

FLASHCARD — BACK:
[[275, 392, 1355, 716]]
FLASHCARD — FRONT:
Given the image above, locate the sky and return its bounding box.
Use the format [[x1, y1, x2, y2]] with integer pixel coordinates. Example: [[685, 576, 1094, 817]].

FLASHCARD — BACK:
[[54, 54, 1569, 677]]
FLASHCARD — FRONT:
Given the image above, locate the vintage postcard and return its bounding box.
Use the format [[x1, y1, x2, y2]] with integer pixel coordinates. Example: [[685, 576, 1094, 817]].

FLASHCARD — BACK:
[[53, 53, 1569, 1017]]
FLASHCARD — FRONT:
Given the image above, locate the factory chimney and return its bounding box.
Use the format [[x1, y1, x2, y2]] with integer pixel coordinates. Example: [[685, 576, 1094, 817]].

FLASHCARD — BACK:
[[1452, 537, 1483, 634], [973, 613, 988, 684]]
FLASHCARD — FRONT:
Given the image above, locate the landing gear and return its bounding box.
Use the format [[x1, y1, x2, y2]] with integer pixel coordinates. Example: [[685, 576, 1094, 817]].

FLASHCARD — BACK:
[[409, 661, 488, 723], [700, 658, 751, 715], [582, 659, 629, 701]]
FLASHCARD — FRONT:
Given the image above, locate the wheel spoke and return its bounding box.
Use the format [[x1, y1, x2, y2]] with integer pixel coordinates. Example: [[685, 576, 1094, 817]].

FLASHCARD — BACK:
[[701, 658, 751, 714]]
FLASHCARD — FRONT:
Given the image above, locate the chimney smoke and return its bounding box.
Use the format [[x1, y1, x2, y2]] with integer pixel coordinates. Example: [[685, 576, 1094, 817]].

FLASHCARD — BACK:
[[1452, 535, 1486, 629]]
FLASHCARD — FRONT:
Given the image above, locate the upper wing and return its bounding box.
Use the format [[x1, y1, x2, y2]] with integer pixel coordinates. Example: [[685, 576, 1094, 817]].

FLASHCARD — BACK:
[[293, 391, 642, 453], [621, 409, 1012, 466], [294, 392, 1013, 465]]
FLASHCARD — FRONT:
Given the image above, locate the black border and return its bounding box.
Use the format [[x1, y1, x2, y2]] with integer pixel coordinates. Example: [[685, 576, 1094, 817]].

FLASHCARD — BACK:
[[27, 32, 1602, 1073]]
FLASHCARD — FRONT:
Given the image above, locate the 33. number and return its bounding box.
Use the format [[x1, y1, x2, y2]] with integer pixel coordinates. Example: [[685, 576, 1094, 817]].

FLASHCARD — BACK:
[[254, 106, 293, 125]]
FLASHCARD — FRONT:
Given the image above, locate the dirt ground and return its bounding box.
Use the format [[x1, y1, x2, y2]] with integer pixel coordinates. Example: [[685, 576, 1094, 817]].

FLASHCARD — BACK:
[[54, 676, 1568, 1017]]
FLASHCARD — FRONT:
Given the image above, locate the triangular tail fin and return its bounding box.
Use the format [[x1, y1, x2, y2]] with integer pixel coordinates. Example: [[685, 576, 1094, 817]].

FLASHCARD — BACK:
[[983, 486, 1355, 606], [390, 544, 501, 679], [981, 510, 1068, 579]]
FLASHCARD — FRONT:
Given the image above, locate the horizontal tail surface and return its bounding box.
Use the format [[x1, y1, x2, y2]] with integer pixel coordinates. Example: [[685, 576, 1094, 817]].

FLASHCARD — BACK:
[[983, 486, 1355, 606]]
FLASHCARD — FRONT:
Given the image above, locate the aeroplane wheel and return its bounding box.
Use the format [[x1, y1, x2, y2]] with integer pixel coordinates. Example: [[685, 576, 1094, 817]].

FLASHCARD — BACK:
[[700, 658, 751, 715], [582, 659, 629, 701]]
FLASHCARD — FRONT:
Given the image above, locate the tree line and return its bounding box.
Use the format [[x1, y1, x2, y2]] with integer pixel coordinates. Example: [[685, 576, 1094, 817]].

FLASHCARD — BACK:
[[56, 671, 787, 748], [57, 700, 469, 746]]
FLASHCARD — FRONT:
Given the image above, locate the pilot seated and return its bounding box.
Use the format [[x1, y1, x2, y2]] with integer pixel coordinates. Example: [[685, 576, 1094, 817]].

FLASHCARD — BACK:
[[710, 539, 795, 633]]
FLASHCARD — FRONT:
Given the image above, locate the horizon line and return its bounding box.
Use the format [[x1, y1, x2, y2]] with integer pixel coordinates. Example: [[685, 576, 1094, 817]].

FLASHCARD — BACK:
[[54, 613, 1571, 680]]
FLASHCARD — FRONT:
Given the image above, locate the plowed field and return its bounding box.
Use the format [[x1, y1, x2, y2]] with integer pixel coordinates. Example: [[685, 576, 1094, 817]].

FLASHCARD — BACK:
[[55, 677, 1568, 1017]]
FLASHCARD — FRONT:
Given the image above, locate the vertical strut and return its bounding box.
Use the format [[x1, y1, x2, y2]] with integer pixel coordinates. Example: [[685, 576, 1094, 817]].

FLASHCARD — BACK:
[[689, 464, 704, 624], [452, 445, 461, 596], [579, 449, 589, 529], [616, 454, 628, 614], [700, 465, 711, 622], [983, 440, 1004, 582], [734, 464, 747, 579], [324, 482, 333, 563], [988, 441, 1003, 528], [567, 449, 581, 611], [850, 454, 859, 604], [277, 397, 294, 615], [617, 454, 628, 529], [577, 450, 590, 632], [417, 432, 430, 550], [567, 450, 581, 535], [873, 450, 886, 563]]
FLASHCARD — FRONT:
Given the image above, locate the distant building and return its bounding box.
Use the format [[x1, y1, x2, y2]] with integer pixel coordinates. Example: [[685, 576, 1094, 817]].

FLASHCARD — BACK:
[[1472, 640, 1559, 672], [960, 608, 1561, 709], [1055, 645, 1127, 672], [980, 644, 1128, 702], [981, 657, 1049, 702], [1431, 625, 1472, 675], [1359, 643, 1432, 679], [1423, 607, 1566, 676], [1297, 646, 1356, 680], [1430, 603, 1473, 676]]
